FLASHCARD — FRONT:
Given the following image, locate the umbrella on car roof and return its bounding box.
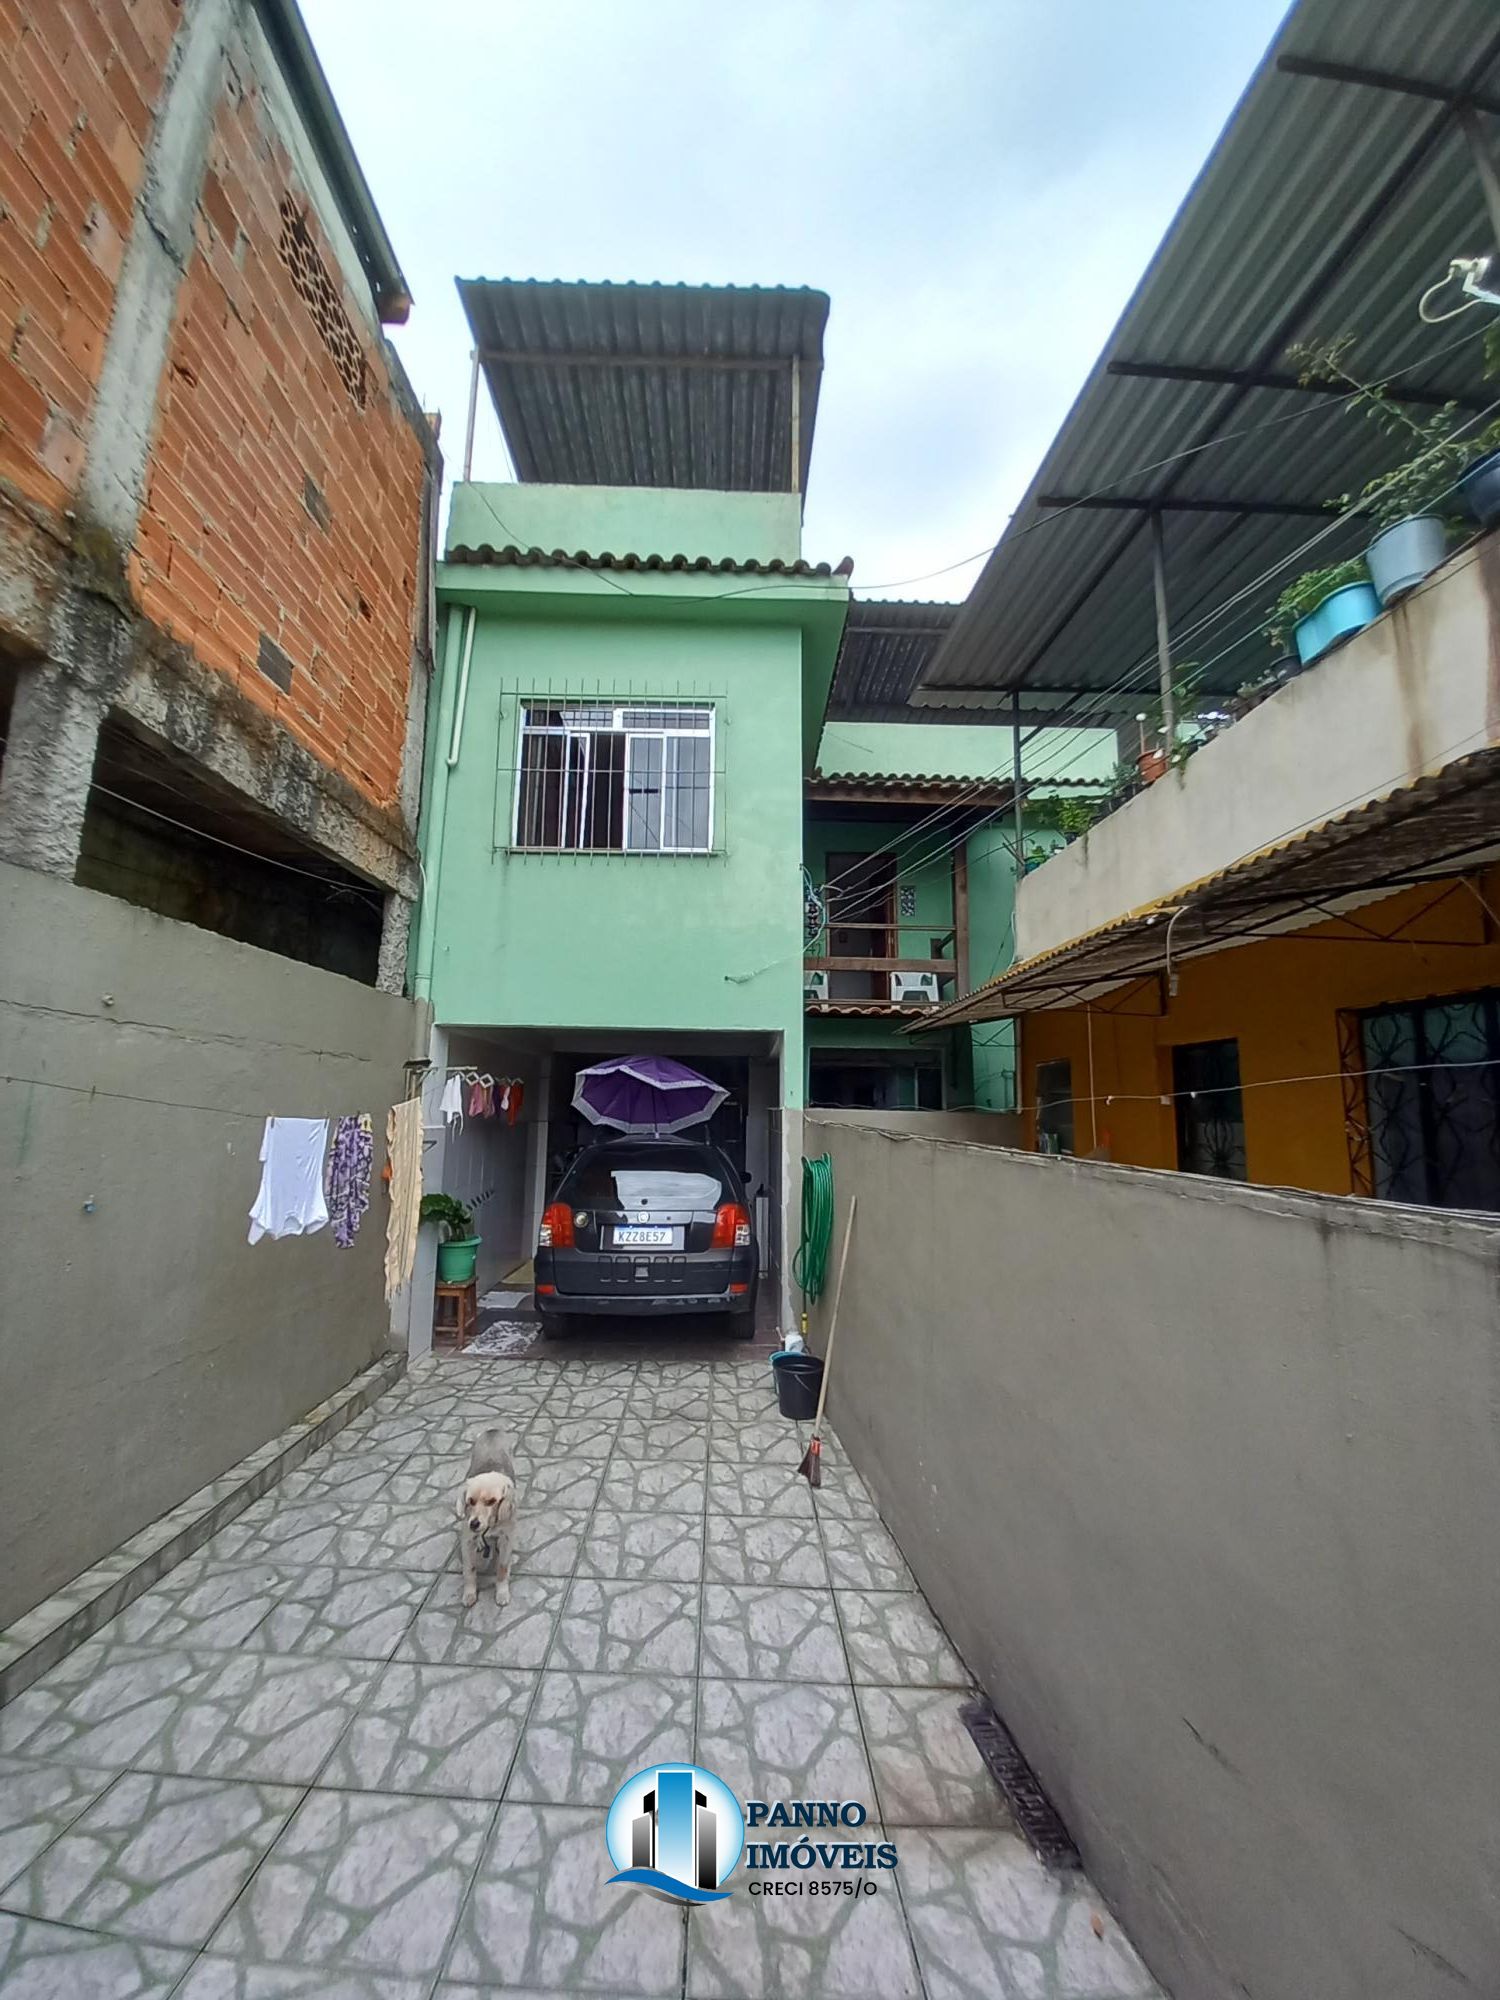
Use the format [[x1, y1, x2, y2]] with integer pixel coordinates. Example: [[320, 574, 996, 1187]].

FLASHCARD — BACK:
[[571, 1056, 727, 1135]]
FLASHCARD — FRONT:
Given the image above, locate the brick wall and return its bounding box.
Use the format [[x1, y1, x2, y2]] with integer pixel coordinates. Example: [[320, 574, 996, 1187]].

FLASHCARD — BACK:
[[128, 40, 429, 811], [0, 0, 178, 519]]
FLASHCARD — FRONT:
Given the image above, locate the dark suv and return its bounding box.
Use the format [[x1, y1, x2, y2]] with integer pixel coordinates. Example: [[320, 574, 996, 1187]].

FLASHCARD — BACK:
[[534, 1136, 757, 1334]]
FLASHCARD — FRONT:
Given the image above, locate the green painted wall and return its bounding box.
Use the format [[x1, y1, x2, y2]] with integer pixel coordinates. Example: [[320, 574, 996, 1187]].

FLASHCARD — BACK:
[[815, 719, 1116, 786], [449, 483, 804, 565], [421, 595, 827, 1107]]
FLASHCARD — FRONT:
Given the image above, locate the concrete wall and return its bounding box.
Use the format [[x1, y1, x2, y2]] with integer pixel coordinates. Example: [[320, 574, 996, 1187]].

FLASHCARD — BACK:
[[804, 1115, 1500, 2000], [0, 863, 423, 1627], [1015, 535, 1500, 963], [808, 1107, 1021, 1145]]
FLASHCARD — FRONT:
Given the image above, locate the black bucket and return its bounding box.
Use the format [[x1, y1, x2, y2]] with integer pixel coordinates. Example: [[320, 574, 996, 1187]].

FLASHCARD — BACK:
[[773, 1352, 824, 1420]]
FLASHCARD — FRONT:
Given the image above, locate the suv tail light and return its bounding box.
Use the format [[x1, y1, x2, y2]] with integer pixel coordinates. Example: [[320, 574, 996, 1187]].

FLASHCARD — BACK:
[[539, 1202, 574, 1249], [711, 1201, 752, 1250]]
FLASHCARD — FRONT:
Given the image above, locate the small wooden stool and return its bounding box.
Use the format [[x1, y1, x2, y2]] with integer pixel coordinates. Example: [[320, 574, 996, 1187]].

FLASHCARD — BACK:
[[433, 1279, 477, 1352]]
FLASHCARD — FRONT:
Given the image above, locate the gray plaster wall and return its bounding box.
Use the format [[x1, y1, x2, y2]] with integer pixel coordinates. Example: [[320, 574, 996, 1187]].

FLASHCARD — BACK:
[[0, 862, 424, 1628], [809, 1107, 1022, 1146], [805, 1115, 1500, 2000]]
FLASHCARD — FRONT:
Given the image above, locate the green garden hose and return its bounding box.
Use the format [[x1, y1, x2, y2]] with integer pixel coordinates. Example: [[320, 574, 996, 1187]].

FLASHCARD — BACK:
[[792, 1152, 835, 1316]]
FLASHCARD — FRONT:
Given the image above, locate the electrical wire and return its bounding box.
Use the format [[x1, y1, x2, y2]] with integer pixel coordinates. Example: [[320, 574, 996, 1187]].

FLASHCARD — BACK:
[[1047, 1055, 1500, 1116]]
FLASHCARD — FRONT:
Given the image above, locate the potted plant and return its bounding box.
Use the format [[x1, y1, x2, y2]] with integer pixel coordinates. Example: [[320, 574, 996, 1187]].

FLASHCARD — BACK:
[[420, 1192, 480, 1283], [1266, 557, 1379, 667]]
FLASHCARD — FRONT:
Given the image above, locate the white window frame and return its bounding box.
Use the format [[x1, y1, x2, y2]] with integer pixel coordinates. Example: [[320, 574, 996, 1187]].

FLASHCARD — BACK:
[[512, 702, 716, 855]]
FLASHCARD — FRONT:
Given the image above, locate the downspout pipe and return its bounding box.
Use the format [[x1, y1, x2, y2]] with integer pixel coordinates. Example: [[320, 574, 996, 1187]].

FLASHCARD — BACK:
[[413, 604, 474, 1005]]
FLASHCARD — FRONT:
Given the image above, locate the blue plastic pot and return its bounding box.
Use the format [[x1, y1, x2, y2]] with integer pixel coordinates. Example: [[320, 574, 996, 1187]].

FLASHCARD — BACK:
[[1292, 581, 1381, 666], [1457, 447, 1500, 528]]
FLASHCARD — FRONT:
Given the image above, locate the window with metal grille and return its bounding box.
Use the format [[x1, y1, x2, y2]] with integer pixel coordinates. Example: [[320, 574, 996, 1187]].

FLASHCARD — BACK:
[[1172, 1038, 1247, 1180], [513, 703, 714, 854], [277, 196, 366, 408], [1358, 987, 1500, 1211]]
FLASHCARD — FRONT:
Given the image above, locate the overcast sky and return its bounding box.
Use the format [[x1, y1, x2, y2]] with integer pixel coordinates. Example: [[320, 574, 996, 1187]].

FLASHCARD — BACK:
[[305, 0, 1289, 602]]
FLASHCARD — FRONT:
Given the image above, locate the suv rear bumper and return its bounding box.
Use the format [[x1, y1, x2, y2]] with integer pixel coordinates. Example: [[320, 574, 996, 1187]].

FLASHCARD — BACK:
[[534, 1290, 753, 1319]]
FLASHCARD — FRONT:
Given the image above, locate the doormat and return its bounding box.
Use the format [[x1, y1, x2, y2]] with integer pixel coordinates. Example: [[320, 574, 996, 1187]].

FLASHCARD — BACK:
[[465, 1318, 538, 1356], [479, 1288, 529, 1311], [959, 1697, 1081, 1870]]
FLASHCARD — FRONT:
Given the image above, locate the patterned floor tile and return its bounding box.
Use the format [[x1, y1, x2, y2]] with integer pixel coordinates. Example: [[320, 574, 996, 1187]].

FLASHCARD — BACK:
[[0, 1771, 297, 1947], [688, 1835, 920, 1999], [696, 1679, 875, 1809], [709, 1371, 780, 1423], [601, 1457, 707, 1514], [334, 1411, 445, 1458], [699, 1585, 848, 1683], [519, 1416, 621, 1461], [274, 1451, 418, 1506], [818, 1516, 914, 1591], [578, 1511, 704, 1582], [812, 1468, 884, 1523], [514, 1458, 605, 1513], [553, 1579, 699, 1675], [98, 1561, 284, 1653], [211, 1505, 454, 1574], [0, 1644, 377, 1784], [705, 1515, 828, 1588], [444, 1801, 683, 1993], [174, 1955, 430, 1998], [0, 1758, 116, 1893], [613, 1417, 709, 1462], [837, 1590, 970, 1687], [398, 1574, 564, 1670], [0, 1912, 190, 1996], [856, 1687, 1008, 1828], [506, 1670, 693, 1806], [544, 1383, 632, 1422], [895, 1828, 1163, 1998], [206, 1790, 491, 1976], [625, 1380, 710, 1423], [246, 1568, 431, 1661], [512, 1507, 592, 1578], [707, 1464, 816, 1519], [709, 1419, 798, 1464], [321, 1662, 534, 1799]]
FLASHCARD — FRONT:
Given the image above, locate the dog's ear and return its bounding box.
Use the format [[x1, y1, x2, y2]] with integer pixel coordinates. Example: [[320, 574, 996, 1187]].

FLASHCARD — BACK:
[[456, 1484, 472, 1520], [496, 1476, 517, 1523]]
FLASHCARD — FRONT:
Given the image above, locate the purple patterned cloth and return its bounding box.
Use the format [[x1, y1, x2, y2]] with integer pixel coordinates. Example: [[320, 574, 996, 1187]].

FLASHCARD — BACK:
[[327, 1113, 373, 1248]]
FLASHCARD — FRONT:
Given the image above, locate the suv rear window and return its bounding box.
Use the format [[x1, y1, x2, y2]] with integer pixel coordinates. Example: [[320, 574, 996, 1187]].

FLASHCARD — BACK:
[[560, 1143, 737, 1209]]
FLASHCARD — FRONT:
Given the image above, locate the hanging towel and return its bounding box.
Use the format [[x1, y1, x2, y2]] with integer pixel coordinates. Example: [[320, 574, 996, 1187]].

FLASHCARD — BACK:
[[507, 1081, 525, 1127], [327, 1113, 373, 1249], [384, 1097, 424, 1300], [467, 1078, 487, 1119], [248, 1117, 330, 1244], [439, 1073, 464, 1128]]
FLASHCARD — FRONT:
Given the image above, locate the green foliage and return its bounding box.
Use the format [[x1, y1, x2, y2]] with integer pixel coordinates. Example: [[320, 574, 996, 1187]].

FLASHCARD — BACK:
[[419, 1192, 474, 1241], [1265, 558, 1370, 653]]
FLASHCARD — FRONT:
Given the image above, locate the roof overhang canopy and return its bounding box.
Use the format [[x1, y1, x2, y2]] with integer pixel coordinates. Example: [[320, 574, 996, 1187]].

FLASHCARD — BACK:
[[826, 600, 969, 722], [916, 748, 1500, 1025], [915, 0, 1500, 725], [457, 279, 828, 497]]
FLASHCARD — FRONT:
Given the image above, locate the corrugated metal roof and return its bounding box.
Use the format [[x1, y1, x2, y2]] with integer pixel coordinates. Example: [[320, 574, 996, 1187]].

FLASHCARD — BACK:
[[457, 280, 828, 495], [827, 600, 963, 721], [918, 0, 1500, 718], [444, 542, 844, 580], [807, 771, 1015, 803], [918, 745, 1500, 1024]]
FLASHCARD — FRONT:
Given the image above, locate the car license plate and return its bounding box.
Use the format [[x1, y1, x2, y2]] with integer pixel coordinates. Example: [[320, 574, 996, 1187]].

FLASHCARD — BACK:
[[613, 1225, 672, 1247]]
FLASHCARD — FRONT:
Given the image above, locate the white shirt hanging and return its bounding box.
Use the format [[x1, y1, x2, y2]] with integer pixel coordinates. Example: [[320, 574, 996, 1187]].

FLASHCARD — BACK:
[[248, 1117, 331, 1244]]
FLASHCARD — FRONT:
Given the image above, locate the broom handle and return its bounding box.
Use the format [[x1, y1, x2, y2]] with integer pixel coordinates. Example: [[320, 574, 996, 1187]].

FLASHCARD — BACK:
[[810, 1196, 856, 1440]]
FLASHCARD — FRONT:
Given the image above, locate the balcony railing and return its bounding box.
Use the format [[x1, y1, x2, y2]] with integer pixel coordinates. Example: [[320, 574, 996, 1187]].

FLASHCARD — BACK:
[[805, 921, 960, 1009]]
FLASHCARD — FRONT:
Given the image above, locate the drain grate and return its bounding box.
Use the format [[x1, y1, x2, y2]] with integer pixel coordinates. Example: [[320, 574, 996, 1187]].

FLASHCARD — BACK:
[[959, 1697, 1081, 1871]]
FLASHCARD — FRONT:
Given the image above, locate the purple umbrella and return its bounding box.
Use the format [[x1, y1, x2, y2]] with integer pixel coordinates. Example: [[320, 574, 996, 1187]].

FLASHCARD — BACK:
[[572, 1055, 728, 1135]]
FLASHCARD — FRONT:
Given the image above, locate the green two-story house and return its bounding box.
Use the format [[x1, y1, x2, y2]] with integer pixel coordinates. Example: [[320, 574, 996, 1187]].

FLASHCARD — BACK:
[[408, 280, 847, 1328]]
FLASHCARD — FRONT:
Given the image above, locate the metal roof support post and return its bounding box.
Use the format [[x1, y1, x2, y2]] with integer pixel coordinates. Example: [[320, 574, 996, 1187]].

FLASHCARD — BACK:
[[789, 358, 801, 494], [1010, 691, 1025, 865], [1458, 108, 1500, 251], [1150, 508, 1175, 745], [462, 347, 480, 482]]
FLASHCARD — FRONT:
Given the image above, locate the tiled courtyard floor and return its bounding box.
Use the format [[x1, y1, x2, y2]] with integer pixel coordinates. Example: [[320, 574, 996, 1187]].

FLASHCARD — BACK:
[[0, 1341, 1164, 1999]]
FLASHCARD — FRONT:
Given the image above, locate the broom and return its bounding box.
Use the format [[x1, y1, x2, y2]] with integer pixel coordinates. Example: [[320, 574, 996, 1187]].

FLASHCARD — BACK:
[[797, 1195, 856, 1487]]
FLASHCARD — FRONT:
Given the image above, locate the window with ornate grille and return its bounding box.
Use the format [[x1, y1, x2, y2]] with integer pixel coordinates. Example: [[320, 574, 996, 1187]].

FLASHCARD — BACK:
[[1357, 987, 1500, 1211], [512, 703, 714, 854], [278, 196, 367, 408], [1172, 1038, 1247, 1181]]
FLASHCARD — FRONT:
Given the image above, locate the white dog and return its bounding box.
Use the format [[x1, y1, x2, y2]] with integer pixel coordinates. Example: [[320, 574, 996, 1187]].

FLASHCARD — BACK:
[[457, 1426, 519, 1608]]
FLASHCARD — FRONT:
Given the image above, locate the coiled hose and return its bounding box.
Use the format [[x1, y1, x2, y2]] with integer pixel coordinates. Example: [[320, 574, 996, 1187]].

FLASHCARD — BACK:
[[792, 1152, 835, 1309]]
